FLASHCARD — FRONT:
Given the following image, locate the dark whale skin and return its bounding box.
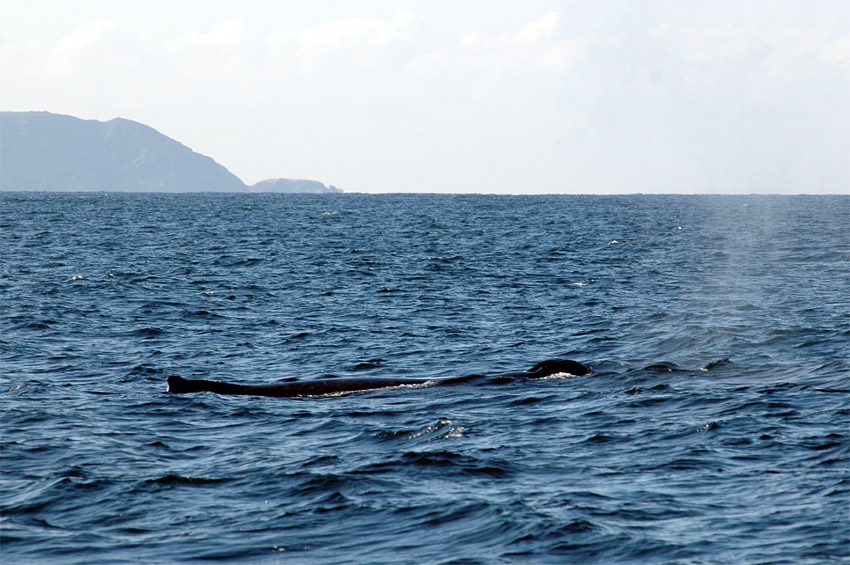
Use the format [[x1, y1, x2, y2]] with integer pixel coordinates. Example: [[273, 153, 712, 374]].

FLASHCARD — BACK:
[[167, 359, 591, 398]]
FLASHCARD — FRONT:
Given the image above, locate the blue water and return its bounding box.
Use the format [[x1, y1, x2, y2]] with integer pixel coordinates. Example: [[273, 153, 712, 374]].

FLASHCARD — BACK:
[[1, 192, 848, 564]]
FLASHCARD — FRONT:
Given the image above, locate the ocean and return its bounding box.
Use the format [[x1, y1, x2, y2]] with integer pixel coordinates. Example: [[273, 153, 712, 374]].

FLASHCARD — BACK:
[[1, 192, 848, 563]]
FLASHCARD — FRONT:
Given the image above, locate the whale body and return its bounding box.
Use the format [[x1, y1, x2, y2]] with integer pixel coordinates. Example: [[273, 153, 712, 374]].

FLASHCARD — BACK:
[[166, 359, 591, 398]]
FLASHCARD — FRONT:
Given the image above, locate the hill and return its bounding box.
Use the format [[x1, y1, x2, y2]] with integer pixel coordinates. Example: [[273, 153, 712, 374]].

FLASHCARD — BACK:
[[0, 112, 342, 193], [0, 112, 246, 192]]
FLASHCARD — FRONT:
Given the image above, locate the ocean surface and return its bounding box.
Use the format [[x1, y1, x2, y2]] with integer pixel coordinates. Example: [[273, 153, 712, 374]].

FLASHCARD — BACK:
[[1, 192, 848, 564]]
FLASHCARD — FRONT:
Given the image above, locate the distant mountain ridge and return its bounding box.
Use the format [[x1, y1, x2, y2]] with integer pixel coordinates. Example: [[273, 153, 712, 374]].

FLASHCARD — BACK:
[[0, 112, 340, 193]]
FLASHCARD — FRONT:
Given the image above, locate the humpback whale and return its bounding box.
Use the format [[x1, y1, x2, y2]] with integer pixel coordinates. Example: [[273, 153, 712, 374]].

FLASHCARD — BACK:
[[166, 359, 591, 398]]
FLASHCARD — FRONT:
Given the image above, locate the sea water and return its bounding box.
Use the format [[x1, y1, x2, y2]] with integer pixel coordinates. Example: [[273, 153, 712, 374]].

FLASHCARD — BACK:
[[1, 193, 848, 563]]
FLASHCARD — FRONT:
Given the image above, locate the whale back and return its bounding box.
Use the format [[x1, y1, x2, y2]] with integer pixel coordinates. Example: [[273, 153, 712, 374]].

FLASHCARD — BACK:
[[526, 359, 591, 377], [167, 375, 217, 393], [166, 359, 592, 398], [167, 374, 433, 397]]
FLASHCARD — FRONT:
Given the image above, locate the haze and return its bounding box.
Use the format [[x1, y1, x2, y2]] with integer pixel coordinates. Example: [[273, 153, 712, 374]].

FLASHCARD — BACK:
[[2, 0, 848, 193]]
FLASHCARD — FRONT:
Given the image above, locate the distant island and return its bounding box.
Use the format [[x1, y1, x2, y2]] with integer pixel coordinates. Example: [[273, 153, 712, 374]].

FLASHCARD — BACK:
[[250, 178, 342, 194], [0, 111, 341, 193]]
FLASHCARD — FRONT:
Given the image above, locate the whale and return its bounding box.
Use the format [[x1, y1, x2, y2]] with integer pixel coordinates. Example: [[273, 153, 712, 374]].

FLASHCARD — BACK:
[[166, 359, 591, 398]]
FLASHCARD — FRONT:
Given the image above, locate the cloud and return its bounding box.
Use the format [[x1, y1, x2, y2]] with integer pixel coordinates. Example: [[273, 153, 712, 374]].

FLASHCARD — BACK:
[[56, 19, 116, 52], [537, 37, 589, 71], [265, 11, 424, 72], [406, 11, 581, 78], [163, 19, 245, 51], [821, 33, 850, 65], [157, 20, 249, 82], [39, 19, 115, 77], [268, 11, 417, 51], [567, 18, 850, 193], [514, 11, 560, 45], [262, 10, 578, 80], [646, 21, 844, 83]]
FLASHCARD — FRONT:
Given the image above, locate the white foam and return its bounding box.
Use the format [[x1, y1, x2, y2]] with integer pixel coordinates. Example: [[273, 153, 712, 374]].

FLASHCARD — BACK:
[[540, 371, 581, 380]]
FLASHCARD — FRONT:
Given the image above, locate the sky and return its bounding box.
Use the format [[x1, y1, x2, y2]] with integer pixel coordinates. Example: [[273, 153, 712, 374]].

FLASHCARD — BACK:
[[2, 1, 848, 193]]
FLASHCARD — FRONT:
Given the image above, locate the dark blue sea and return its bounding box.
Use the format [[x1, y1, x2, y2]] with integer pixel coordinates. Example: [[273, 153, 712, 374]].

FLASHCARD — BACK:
[[2, 192, 848, 564]]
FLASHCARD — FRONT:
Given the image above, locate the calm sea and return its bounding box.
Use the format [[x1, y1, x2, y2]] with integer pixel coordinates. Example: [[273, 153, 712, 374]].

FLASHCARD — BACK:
[[1, 192, 848, 564]]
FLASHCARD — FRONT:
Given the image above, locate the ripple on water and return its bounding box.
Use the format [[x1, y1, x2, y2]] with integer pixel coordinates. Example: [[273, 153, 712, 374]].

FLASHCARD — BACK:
[[1, 193, 848, 563]]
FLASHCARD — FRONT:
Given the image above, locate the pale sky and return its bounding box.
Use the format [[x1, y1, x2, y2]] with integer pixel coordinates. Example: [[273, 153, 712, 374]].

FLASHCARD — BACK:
[[2, 1, 848, 193]]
